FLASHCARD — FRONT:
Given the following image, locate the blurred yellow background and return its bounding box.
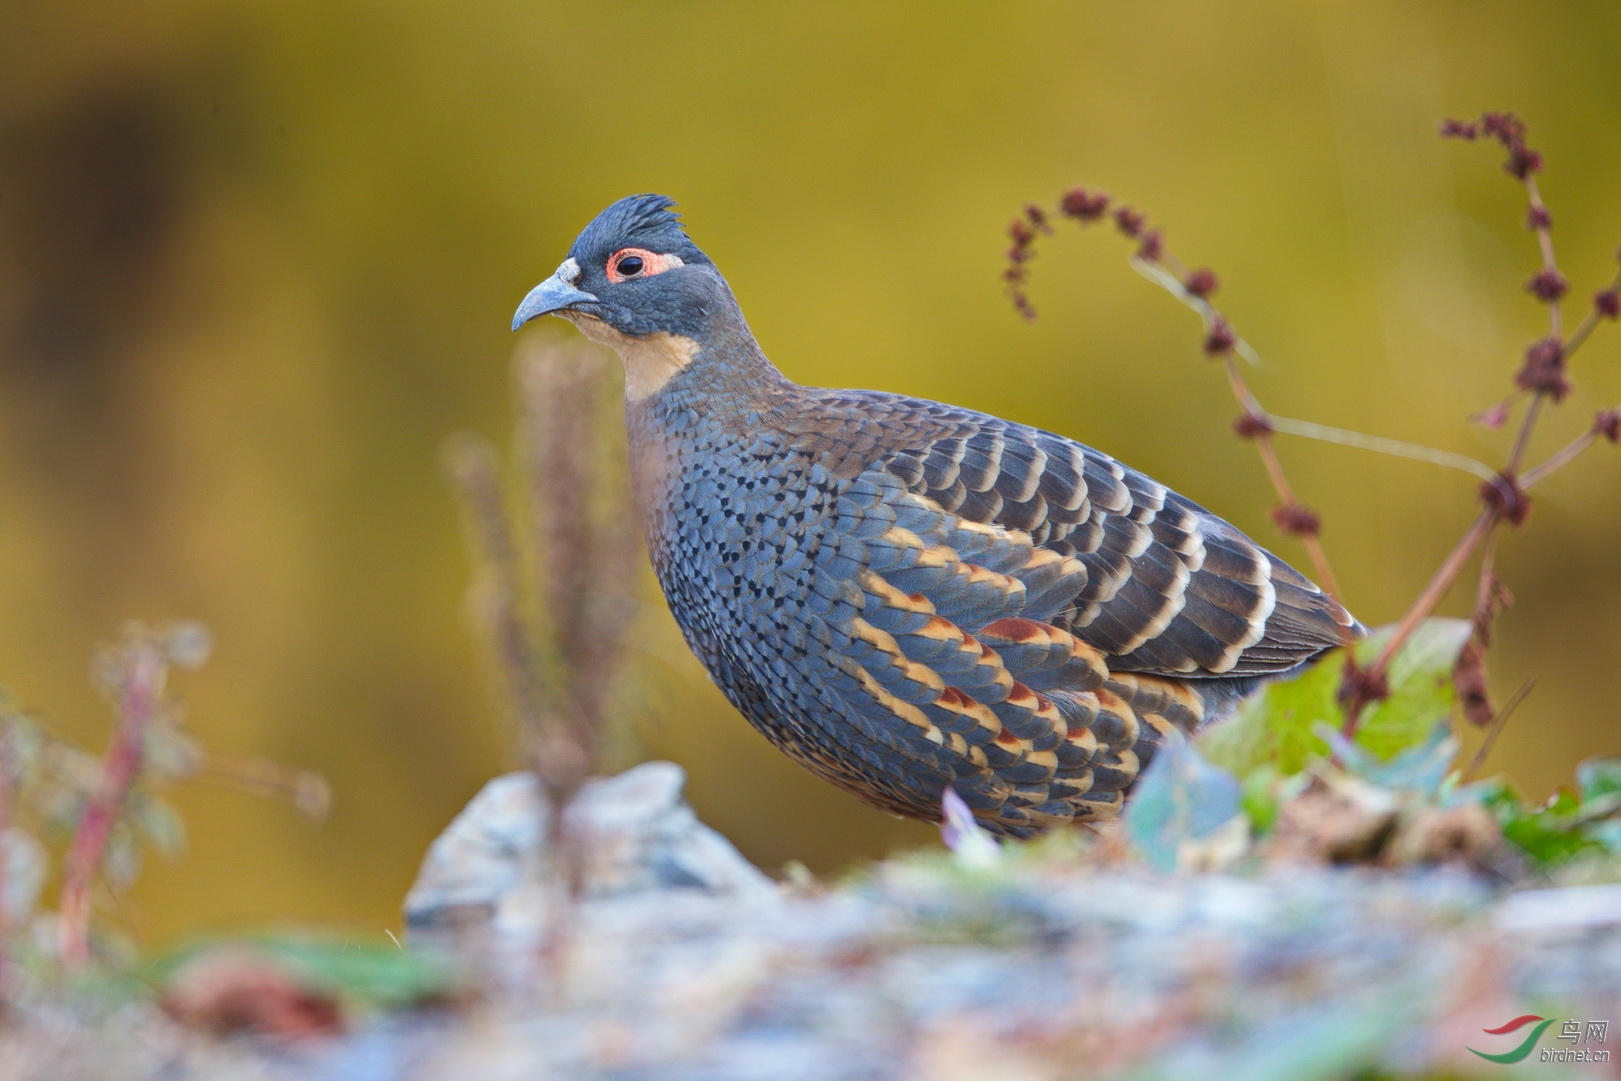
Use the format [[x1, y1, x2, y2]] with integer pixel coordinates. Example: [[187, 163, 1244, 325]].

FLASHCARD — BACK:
[[1, 2, 1618, 943]]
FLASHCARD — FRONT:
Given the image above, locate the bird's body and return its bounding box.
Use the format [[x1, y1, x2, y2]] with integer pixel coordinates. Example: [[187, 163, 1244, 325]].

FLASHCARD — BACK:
[[515, 195, 1360, 836]]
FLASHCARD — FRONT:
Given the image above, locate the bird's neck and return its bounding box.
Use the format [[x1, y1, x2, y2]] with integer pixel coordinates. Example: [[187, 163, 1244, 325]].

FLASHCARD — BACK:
[[572, 312, 793, 415], [612, 323, 795, 555]]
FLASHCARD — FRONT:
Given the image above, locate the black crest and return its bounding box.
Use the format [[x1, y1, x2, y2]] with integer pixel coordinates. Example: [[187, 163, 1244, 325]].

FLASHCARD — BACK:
[[569, 194, 710, 265]]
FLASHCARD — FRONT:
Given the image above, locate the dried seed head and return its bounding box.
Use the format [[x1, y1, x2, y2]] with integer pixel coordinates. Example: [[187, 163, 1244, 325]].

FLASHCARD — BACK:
[[1595, 288, 1621, 320], [1136, 229, 1164, 262], [1514, 336, 1570, 401], [1184, 268, 1219, 298], [1525, 268, 1569, 302], [1270, 504, 1321, 538], [1462, 112, 1542, 178], [1505, 145, 1543, 179], [1112, 206, 1146, 238], [1338, 656, 1390, 711], [1479, 474, 1532, 527], [1059, 187, 1110, 222], [1480, 111, 1527, 145], [1453, 642, 1494, 728], [1231, 413, 1273, 439], [1594, 407, 1621, 444], [1202, 319, 1237, 356]]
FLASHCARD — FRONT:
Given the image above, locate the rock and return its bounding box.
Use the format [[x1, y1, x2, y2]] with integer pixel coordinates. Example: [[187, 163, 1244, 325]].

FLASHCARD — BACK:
[[12, 776, 1621, 1080], [403, 761, 775, 942], [403, 773, 543, 934]]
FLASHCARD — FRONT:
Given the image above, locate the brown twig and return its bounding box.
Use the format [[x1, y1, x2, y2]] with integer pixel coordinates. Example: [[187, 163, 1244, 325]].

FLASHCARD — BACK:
[[520, 345, 640, 783], [1452, 531, 1504, 728], [58, 640, 163, 966], [1349, 114, 1619, 729], [1340, 509, 1498, 729], [1220, 358, 1344, 605], [1471, 532, 1501, 644], [193, 752, 332, 821], [441, 433, 566, 801], [449, 338, 643, 1002], [1462, 677, 1536, 783], [1519, 407, 1620, 487]]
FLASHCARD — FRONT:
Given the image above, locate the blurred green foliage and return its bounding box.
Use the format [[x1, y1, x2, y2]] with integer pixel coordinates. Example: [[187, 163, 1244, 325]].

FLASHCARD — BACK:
[[1134, 621, 1621, 874], [1476, 755, 1621, 866], [146, 934, 457, 1015], [0, 624, 210, 945], [0, 2, 1618, 941], [1200, 619, 1472, 774]]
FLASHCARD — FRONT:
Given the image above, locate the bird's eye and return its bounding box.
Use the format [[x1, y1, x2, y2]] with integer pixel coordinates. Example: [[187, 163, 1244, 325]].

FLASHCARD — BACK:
[[606, 247, 682, 283]]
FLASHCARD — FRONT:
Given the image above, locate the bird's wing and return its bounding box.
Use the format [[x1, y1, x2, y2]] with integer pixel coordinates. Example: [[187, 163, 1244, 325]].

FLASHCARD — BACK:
[[773, 464, 1207, 834], [802, 389, 1358, 679]]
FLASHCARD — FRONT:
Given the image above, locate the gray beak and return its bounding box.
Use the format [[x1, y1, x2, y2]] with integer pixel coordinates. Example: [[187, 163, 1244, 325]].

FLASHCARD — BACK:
[[511, 261, 598, 331]]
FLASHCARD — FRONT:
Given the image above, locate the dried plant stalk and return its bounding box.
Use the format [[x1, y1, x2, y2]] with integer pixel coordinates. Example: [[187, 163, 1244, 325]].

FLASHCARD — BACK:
[[446, 335, 640, 838], [1007, 111, 1620, 743], [518, 343, 641, 783], [446, 335, 642, 1000], [58, 639, 163, 965], [0, 718, 13, 1007]]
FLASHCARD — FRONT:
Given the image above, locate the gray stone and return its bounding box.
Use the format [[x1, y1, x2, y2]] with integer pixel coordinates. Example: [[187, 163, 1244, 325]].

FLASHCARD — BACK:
[[403, 761, 775, 939]]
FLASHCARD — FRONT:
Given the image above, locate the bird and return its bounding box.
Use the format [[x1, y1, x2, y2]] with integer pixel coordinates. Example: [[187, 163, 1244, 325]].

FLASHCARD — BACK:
[[512, 194, 1361, 838]]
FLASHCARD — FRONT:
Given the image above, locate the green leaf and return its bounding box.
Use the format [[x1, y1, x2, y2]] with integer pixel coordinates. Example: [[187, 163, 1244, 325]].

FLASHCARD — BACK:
[[259, 938, 456, 1010], [1124, 733, 1243, 872], [1198, 618, 1471, 777], [1317, 722, 1458, 796], [149, 935, 459, 1012], [1355, 619, 1473, 760], [1241, 763, 1282, 835], [1198, 652, 1340, 776], [1474, 785, 1605, 866], [1501, 807, 1600, 866], [1576, 758, 1621, 801]]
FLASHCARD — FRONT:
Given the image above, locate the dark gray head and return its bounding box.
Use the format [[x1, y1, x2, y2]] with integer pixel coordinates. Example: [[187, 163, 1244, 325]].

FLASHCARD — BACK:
[[511, 194, 732, 340]]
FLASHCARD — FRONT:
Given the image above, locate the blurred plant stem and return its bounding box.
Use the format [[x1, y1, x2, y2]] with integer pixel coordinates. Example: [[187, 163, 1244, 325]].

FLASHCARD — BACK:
[[443, 335, 640, 993], [192, 753, 331, 822], [0, 718, 14, 1009], [0, 622, 331, 971], [59, 638, 162, 966]]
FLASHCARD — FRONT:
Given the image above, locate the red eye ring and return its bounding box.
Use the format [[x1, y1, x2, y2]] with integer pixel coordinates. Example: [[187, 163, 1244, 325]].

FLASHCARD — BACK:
[[607, 247, 684, 283]]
